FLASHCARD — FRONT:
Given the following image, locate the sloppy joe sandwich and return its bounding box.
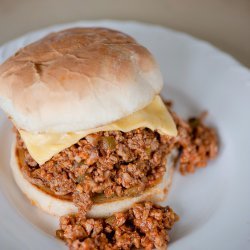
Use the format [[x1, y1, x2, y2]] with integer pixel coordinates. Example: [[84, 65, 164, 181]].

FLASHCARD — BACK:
[[0, 27, 218, 249], [0, 28, 178, 216]]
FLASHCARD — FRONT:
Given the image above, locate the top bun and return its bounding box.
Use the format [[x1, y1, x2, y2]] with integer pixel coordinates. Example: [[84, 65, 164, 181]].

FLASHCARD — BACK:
[[0, 28, 163, 132]]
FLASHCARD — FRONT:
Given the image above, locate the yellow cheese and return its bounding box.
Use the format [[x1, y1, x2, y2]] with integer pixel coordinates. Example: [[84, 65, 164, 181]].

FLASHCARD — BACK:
[[19, 96, 177, 165]]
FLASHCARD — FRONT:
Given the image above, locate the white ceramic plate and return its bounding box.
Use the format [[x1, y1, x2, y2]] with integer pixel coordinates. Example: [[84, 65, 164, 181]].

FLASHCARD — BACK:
[[0, 20, 250, 250]]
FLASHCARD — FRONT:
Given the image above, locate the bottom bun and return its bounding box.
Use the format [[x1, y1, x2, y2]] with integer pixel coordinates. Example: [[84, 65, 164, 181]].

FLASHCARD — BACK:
[[11, 140, 177, 218]]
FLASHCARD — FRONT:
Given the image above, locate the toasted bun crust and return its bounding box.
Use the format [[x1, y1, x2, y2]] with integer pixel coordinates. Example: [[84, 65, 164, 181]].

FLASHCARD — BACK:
[[11, 141, 176, 218], [0, 28, 163, 133]]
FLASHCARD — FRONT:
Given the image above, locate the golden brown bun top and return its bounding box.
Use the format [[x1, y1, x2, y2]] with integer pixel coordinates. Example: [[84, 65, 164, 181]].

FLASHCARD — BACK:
[[0, 28, 163, 132]]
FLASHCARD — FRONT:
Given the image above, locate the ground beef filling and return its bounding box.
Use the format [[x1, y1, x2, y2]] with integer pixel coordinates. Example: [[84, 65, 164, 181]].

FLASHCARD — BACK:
[[170, 109, 218, 174], [16, 127, 176, 214], [57, 201, 179, 250]]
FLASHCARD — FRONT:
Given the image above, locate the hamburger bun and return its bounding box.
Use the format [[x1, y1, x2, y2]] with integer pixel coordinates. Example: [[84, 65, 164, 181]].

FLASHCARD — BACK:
[[0, 28, 163, 133]]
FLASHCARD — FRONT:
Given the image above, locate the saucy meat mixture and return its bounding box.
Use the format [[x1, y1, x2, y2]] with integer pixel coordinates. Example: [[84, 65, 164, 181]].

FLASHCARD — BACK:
[[57, 202, 179, 250], [16, 127, 176, 214], [15, 102, 218, 249]]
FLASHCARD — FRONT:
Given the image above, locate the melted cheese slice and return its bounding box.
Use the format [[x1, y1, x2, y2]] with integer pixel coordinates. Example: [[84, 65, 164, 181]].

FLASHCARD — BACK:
[[19, 96, 177, 165]]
